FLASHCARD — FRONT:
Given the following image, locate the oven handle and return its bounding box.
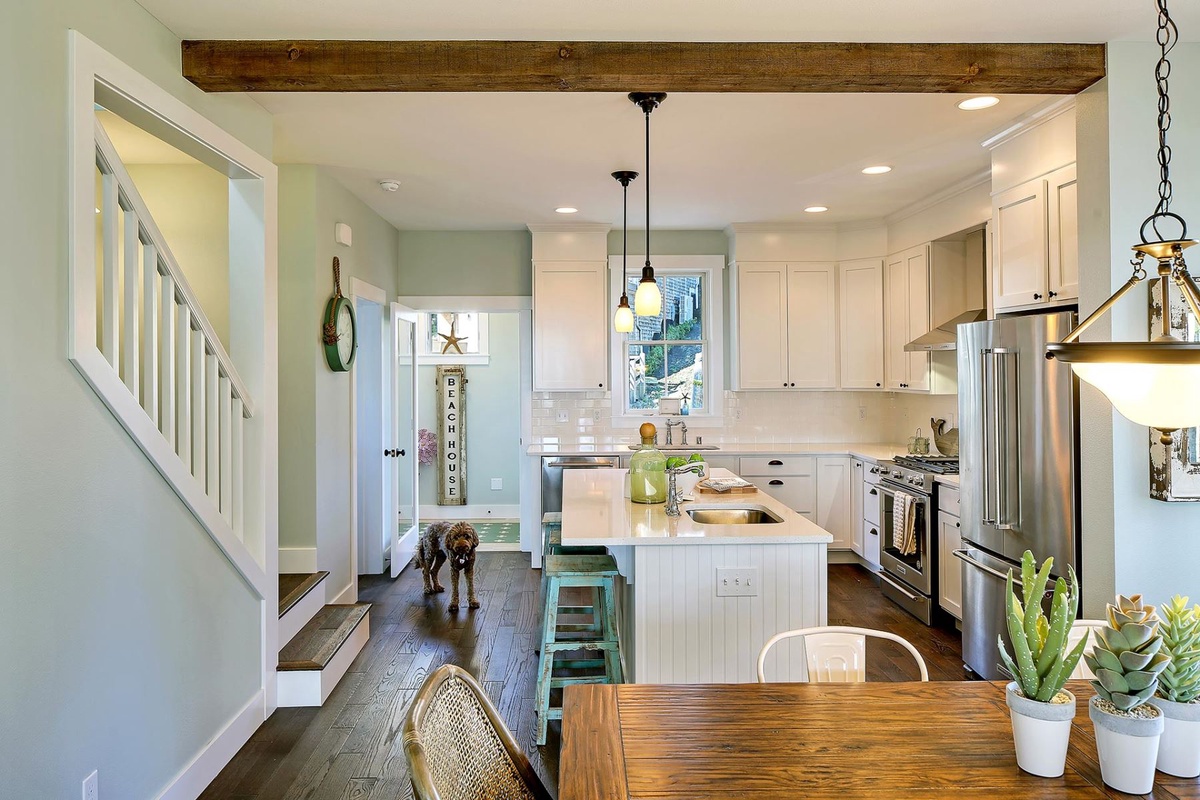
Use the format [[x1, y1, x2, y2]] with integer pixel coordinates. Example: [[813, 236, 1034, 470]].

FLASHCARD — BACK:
[[879, 572, 921, 602], [952, 549, 1010, 581]]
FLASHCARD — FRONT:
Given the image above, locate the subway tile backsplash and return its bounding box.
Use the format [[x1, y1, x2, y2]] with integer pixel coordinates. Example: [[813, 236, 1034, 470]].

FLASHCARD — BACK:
[[530, 390, 960, 449]]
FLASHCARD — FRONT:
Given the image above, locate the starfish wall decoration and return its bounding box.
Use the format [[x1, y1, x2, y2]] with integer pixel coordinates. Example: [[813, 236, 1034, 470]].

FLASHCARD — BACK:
[[438, 319, 469, 355]]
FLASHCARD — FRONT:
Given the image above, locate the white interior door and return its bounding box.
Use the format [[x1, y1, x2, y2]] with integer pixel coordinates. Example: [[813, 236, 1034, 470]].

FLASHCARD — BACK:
[[390, 303, 420, 578]]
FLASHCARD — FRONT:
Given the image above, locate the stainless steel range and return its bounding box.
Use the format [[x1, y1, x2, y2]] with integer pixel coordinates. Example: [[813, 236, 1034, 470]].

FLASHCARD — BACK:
[[876, 456, 958, 625]]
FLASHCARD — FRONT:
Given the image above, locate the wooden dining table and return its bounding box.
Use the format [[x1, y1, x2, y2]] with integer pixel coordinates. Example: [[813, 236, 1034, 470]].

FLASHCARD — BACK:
[[559, 680, 1200, 799]]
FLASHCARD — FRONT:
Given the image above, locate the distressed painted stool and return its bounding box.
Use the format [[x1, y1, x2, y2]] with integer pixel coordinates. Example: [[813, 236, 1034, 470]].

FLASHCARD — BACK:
[[534, 553, 623, 745]]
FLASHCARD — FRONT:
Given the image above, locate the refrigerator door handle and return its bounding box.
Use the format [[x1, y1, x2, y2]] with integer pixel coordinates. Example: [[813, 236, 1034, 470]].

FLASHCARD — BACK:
[[953, 549, 1010, 581], [981, 350, 999, 526], [994, 349, 1018, 531]]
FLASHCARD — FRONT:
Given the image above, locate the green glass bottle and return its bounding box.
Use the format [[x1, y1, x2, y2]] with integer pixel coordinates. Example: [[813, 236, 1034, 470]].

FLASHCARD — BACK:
[[630, 422, 668, 504]]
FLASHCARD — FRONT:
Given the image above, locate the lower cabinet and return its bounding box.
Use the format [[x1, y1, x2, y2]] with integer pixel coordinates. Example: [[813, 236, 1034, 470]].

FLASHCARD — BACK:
[[816, 457, 851, 550], [937, 484, 963, 620], [862, 518, 881, 566], [850, 459, 865, 555], [741, 455, 850, 549]]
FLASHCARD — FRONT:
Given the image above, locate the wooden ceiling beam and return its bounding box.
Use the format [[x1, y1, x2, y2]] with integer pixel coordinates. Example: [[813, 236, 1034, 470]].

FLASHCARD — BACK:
[[181, 40, 1106, 94]]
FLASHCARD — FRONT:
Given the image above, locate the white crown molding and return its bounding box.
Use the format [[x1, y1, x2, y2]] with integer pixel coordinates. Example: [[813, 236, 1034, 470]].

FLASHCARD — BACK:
[[836, 218, 888, 232], [884, 169, 992, 226], [725, 222, 838, 235], [981, 96, 1077, 151], [526, 222, 612, 234]]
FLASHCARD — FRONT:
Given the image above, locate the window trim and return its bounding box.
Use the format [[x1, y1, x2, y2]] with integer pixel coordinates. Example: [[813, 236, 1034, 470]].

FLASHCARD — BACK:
[[416, 311, 491, 365], [607, 255, 725, 425]]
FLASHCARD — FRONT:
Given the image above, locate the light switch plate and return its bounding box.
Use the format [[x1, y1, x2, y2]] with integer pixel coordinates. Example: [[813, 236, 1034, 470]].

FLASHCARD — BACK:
[[491, 478, 502, 490], [715, 567, 759, 597]]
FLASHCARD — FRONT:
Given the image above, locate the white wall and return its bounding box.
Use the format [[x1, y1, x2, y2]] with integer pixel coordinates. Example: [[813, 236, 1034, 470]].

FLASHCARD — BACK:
[[1076, 42, 1200, 613], [0, 2, 272, 798]]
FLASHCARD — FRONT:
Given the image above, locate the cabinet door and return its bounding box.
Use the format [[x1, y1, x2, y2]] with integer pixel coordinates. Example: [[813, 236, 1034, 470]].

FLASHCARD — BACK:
[[863, 518, 881, 567], [938, 513, 964, 620], [838, 259, 884, 390], [816, 456, 851, 549], [883, 254, 909, 390], [533, 261, 607, 391], [993, 179, 1048, 311], [786, 263, 838, 389], [735, 263, 790, 389], [758, 475, 816, 516], [850, 459, 865, 555], [1047, 164, 1079, 303], [903, 246, 932, 392]]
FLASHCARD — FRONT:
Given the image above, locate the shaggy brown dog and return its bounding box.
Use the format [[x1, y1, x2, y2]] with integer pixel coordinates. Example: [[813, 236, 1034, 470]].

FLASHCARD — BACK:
[[416, 521, 480, 613]]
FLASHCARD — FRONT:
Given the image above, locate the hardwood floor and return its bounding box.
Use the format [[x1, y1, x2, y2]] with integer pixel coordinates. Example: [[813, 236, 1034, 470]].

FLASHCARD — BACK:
[[201, 558, 962, 799]]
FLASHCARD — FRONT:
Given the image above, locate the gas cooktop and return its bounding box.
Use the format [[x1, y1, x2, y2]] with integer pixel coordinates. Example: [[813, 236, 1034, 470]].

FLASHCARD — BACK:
[[892, 455, 960, 475]]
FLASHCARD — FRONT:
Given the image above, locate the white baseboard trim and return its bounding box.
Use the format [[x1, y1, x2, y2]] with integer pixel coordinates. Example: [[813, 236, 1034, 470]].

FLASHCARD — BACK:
[[476, 543, 521, 553], [420, 504, 520, 520], [330, 581, 357, 605], [279, 547, 318, 573], [277, 615, 370, 707], [154, 689, 264, 800]]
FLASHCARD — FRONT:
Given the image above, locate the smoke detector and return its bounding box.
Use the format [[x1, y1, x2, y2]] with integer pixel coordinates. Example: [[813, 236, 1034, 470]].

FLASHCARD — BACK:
[[378, 180, 401, 192]]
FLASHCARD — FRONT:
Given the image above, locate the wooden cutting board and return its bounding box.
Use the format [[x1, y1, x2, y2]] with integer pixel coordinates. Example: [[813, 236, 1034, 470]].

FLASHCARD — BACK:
[[695, 482, 758, 494]]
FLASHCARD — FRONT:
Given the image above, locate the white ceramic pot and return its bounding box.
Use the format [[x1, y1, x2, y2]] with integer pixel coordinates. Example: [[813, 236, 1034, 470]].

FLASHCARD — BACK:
[[1150, 696, 1200, 778], [1089, 695, 1164, 794], [1005, 683, 1075, 777]]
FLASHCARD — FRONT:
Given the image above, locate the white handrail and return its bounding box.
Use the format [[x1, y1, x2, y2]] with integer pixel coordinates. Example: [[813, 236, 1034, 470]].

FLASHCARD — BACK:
[[93, 119, 255, 418]]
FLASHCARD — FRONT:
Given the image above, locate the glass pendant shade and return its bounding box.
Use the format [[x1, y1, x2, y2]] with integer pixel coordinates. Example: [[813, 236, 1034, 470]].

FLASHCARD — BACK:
[[1072, 359, 1200, 431], [614, 296, 635, 333], [635, 273, 662, 317]]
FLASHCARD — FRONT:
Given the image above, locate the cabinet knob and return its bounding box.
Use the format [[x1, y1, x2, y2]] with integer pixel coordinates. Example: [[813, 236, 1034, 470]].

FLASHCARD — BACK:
[[956, 521, 961, 528], [790, 382, 796, 387], [876, 382, 881, 387], [783, 382, 788, 387], [598, 383, 604, 388], [1048, 290, 1058, 298], [1033, 293, 1043, 300]]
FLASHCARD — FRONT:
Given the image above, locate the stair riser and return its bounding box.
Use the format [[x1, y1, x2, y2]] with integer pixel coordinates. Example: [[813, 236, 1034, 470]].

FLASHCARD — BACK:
[[277, 614, 369, 707], [278, 580, 327, 652]]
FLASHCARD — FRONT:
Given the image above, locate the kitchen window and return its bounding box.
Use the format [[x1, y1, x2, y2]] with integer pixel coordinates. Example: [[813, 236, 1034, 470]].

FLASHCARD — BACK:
[[609, 255, 725, 420], [417, 311, 490, 365]]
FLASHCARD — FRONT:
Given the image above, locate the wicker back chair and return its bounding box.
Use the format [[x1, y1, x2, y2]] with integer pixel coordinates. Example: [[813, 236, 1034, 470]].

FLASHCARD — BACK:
[[403, 664, 552, 800]]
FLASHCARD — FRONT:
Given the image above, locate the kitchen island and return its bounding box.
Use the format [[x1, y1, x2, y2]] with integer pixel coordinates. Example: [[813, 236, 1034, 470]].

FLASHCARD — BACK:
[[561, 467, 831, 683]]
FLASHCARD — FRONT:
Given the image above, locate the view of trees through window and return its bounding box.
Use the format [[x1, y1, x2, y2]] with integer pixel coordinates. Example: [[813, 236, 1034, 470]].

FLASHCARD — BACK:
[[624, 274, 705, 412]]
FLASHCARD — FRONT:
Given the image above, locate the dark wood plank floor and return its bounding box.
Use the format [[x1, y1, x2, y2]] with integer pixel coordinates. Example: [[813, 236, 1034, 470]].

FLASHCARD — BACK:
[[201, 559, 963, 799]]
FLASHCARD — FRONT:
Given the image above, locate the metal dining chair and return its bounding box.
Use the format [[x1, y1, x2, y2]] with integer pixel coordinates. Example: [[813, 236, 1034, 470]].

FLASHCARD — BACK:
[[1066, 619, 1107, 679], [402, 664, 552, 800], [757, 625, 930, 683]]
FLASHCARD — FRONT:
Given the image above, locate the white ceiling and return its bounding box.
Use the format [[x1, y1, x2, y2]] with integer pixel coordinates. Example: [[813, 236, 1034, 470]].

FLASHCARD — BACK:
[[137, 0, 1195, 43], [262, 91, 1051, 229]]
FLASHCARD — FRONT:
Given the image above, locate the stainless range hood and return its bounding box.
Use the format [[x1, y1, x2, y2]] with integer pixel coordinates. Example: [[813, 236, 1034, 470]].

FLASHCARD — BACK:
[[904, 309, 987, 352]]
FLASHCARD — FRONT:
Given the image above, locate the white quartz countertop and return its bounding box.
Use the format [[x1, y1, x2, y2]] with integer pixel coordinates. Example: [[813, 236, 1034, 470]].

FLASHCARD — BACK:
[[560, 468, 834, 547], [528, 441, 906, 463]]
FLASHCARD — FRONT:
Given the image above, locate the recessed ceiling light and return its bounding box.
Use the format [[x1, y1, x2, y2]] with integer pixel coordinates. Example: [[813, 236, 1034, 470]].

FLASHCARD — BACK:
[[958, 96, 1000, 111], [804, 206, 829, 213], [378, 180, 401, 192], [555, 207, 578, 214], [862, 165, 893, 175]]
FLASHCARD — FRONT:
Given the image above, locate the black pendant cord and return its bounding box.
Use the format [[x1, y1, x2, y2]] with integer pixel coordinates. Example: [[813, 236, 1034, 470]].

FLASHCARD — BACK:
[[623, 180, 628, 292], [645, 105, 651, 271]]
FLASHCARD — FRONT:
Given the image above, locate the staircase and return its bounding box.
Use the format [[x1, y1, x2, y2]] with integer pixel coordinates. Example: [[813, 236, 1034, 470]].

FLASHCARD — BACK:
[[276, 572, 371, 707]]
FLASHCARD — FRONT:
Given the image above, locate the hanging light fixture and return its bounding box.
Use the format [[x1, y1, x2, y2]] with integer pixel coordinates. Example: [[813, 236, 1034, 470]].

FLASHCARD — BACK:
[[612, 170, 639, 333], [630, 92, 666, 318], [1046, 0, 1200, 445]]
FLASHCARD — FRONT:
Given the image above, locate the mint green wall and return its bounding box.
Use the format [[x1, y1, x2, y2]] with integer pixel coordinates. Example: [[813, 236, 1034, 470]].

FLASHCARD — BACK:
[[0, 2, 270, 798], [398, 230, 532, 296], [277, 167, 400, 597], [607, 229, 730, 257], [417, 314, 522, 507]]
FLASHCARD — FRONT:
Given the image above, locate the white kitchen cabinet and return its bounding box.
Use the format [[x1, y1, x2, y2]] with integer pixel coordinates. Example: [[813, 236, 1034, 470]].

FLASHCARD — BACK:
[[732, 262, 837, 390], [838, 259, 885, 390], [992, 164, 1078, 312], [937, 484, 963, 620], [850, 458, 865, 555], [533, 260, 608, 391], [884, 245, 931, 391], [816, 456, 851, 550], [863, 518, 882, 566]]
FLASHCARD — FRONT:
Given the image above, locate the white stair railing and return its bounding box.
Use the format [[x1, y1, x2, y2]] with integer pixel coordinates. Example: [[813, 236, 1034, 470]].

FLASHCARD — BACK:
[[78, 118, 265, 591]]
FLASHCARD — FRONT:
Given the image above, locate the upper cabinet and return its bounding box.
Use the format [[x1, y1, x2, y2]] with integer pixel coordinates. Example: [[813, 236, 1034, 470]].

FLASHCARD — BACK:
[[732, 261, 837, 390], [533, 260, 608, 391], [991, 165, 1078, 312], [1046, 164, 1080, 303], [883, 245, 931, 391], [838, 259, 885, 390]]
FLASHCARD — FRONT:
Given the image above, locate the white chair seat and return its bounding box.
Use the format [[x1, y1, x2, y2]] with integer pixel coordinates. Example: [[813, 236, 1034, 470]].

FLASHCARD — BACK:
[[1067, 620, 1107, 679], [757, 625, 929, 683]]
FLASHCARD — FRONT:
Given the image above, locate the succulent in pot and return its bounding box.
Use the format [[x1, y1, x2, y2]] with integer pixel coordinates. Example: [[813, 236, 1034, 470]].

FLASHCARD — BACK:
[[1151, 595, 1200, 778], [997, 551, 1087, 778], [1085, 595, 1171, 794]]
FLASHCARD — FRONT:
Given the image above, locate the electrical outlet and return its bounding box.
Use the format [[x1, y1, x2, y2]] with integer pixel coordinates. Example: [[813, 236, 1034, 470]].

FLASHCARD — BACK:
[[82, 771, 98, 800], [732, 407, 743, 422], [555, 410, 569, 424], [593, 409, 602, 423], [491, 478, 502, 491], [858, 406, 867, 420], [715, 567, 759, 597]]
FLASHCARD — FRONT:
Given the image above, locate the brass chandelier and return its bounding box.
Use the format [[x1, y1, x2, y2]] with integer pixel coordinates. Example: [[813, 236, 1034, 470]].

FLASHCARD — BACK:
[[1046, 0, 1200, 444]]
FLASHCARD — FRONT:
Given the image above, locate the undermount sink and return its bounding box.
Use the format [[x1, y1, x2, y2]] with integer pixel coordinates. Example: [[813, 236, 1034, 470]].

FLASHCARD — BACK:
[[627, 444, 721, 451], [686, 507, 782, 525]]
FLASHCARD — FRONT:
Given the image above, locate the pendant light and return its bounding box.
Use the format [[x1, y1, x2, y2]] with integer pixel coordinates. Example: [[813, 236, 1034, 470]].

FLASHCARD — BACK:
[[612, 170, 639, 333], [630, 92, 666, 318], [1046, 0, 1200, 445]]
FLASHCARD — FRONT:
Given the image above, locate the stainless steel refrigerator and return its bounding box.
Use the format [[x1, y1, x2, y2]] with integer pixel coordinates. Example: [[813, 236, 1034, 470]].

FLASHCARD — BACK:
[[956, 311, 1079, 679]]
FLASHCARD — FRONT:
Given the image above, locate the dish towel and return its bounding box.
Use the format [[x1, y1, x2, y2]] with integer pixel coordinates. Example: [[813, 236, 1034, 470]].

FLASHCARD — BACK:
[[892, 492, 918, 556]]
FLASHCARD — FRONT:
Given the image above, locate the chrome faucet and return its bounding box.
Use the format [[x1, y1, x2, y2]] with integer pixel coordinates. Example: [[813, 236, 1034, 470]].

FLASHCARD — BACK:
[[679, 421, 689, 447], [665, 463, 706, 517], [664, 418, 682, 446]]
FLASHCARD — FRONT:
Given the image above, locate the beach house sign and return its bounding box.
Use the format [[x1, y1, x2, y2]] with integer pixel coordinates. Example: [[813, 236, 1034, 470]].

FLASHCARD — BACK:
[[436, 365, 467, 505]]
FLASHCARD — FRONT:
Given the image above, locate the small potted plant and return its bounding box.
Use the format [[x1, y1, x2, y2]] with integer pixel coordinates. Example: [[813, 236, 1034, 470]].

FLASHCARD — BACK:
[[998, 551, 1088, 778], [1085, 595, 1170, 794], [1150, 595, 1200, 778]]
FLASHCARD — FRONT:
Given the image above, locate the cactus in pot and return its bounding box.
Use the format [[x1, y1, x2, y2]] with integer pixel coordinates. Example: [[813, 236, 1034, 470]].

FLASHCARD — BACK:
[[1151, 595, 1200, 778], [997, 551, 1087, 777], [1086, 595, 1170, 794]]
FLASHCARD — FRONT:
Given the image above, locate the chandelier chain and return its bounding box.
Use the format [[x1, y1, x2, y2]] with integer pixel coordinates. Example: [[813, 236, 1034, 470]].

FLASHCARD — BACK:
[[1154, 0, 1177, 220]]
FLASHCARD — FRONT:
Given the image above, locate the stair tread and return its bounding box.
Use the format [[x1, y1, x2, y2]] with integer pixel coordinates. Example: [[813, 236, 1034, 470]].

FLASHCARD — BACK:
[[278, 603, 370, 671], [278, 571, 330, 618]]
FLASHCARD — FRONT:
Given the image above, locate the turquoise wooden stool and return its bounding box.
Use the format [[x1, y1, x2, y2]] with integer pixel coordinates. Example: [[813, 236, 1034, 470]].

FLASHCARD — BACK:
[[540, 513, 607, 625], [535, 553, 623, 745]]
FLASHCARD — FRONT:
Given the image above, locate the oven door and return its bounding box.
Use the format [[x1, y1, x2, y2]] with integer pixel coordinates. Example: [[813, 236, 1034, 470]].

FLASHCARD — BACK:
[[877, 482, 932, 596]]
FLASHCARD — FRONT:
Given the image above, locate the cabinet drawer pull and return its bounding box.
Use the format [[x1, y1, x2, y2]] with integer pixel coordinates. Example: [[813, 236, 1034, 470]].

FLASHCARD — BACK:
[[768, 459, 784, 466], [869, 488, 878, 496], [869, 527, 879, 536], [768, 479, 784, 486]]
